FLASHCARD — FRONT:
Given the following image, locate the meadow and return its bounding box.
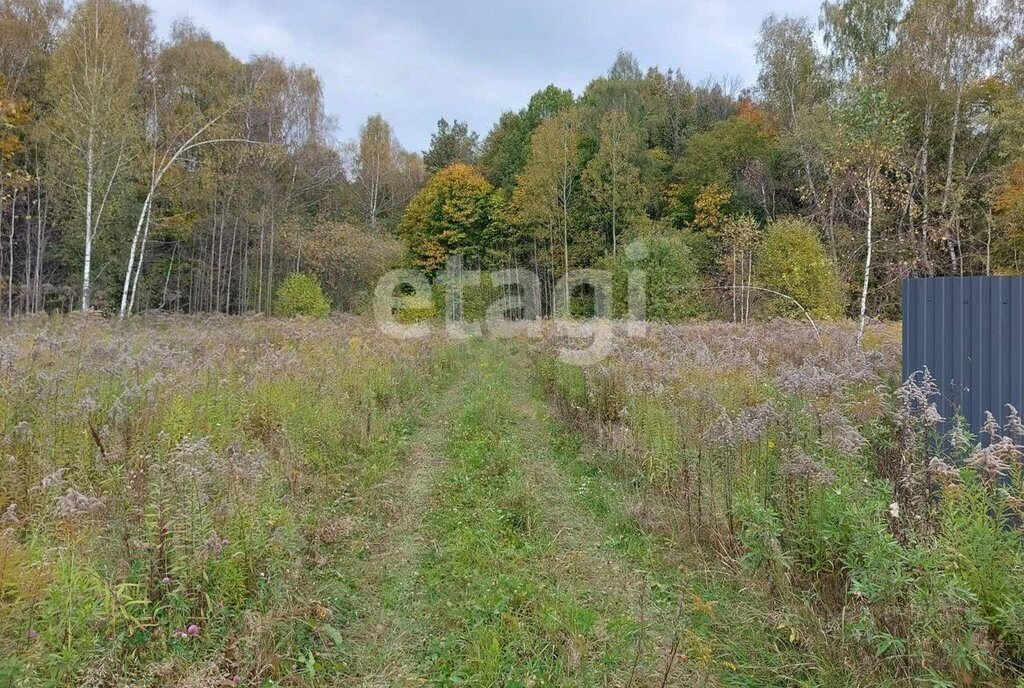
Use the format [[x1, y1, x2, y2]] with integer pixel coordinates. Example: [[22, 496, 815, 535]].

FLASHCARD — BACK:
[[1, 314, 1024, 687]]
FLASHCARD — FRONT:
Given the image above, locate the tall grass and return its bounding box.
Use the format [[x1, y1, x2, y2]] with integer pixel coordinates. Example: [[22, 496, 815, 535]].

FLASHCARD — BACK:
[[537, 320, 1024, 685], [6, 313, 1024, 686], [0, 313, 450, 686]]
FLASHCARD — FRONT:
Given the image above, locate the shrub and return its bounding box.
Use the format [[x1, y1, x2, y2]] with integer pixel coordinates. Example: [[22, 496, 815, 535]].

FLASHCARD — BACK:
[[279, 221, 404, 312], [395, 294, 438, 324], [273, 273, 331, 318], [609, 234, 708, 322], [430, 272, 505, 322], [755, 218, 843, 319]]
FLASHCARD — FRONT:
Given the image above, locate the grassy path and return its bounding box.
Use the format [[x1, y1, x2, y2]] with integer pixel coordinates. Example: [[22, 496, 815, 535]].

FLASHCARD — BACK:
[[338, 340, 700, 687]]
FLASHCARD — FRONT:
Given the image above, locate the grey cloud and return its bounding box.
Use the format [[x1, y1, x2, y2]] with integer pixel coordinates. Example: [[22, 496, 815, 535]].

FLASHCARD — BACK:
[[151, 0, 822, 150]]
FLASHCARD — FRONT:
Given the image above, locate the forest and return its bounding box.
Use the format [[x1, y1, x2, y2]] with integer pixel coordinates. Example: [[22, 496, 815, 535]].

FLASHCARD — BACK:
[[0, 0, 1022, 321]]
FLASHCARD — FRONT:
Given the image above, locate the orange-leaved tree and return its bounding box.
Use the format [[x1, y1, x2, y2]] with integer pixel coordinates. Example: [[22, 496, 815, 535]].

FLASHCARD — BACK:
[[398, 163, 500, 274]]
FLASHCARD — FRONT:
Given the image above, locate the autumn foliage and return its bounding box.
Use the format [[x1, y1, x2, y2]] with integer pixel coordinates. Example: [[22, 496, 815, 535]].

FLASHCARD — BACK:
[[398, 163, 500, 273]]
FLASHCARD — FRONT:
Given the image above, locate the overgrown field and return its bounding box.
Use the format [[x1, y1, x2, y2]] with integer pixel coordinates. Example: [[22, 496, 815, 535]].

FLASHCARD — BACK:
[[2, 316, 1024, 687]]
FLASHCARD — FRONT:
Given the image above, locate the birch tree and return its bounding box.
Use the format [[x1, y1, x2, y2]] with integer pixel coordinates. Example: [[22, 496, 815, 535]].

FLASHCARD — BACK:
[[118, 112, 256, 316], [513, 109, 582, 307], [354, 115, 396, 230], [582, 108, 642, 256], [757, 15, 830, 218], [896, 0, 999, 274], [45, 0, 139, 311], [835, 87, 907, 342], [0, 0, 62, 99]]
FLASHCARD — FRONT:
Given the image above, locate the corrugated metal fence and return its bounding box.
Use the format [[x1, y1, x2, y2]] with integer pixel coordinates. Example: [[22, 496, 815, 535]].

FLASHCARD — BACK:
[[903, 276, 1024, 436]]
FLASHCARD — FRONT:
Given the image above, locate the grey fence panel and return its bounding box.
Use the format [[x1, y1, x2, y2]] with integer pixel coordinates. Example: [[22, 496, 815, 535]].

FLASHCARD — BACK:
[[903, 276, 1024, 437]]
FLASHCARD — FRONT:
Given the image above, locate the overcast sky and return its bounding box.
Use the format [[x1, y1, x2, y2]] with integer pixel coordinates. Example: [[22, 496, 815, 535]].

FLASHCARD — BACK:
[[149, 0, 822, 152]]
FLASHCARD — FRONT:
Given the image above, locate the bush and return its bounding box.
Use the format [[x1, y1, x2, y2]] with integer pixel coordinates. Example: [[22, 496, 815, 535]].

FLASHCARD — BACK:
[[273, 273, 331, 318], [609, 234, 708, 322], [279, 221, 404, 312], [755, 217, 843, 319], [430, 272, 505, 322], [395, 294, 437, 324]]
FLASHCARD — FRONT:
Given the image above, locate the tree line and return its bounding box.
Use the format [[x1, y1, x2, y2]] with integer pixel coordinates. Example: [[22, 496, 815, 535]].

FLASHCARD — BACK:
[[0, 0, 416, 316], [1, 0, 1022, 319]]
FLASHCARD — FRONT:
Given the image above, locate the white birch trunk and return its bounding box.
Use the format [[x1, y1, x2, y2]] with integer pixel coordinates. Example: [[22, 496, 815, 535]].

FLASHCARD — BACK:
[[127, 202, 152, 314], [8, 189, 16, 318], [82, 132, 94, 311], [858, 177, 874, 344], [119, 190, 153, 316]]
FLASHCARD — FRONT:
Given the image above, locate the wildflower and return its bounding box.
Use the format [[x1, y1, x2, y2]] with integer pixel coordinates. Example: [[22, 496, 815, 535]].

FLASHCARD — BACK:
[[187, 624, 200, 636], [948, 422, 974, 454], [26, 630, 37, 639], [1, 503, 16, 525], [161, 576, 171, 585], [982, 411, 1002, 440], [735, 401, 778, 444], [40, 467, 67, 491], [705, 411, 735, 446], [781, 450, 837, 486], [11, 421, 31, 443], [53, 489, 104, 520], [999, 489, 1024, 512], [0, 341, 13, 370], [77, 395, 99, 416], [896, 369, 944, 429], [822, 407, 865, 454], [927, 457, 960, 485], [204, 532, 227, 553], [922, 404, 945, 427], [778, 363, 841, 398], [1006, 405, 1024, 439], [967, 439, 1017, 482]]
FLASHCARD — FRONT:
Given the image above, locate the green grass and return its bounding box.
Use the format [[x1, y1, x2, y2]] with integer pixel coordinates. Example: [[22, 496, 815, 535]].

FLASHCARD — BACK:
[[4, 317, 1023, 687], [411, 344, 634, 685]]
